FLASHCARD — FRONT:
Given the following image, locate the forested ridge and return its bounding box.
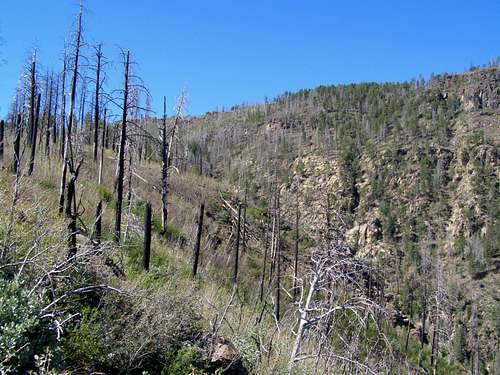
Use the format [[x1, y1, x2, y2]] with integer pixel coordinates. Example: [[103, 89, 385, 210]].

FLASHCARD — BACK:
[[0, 6, 498, 375]]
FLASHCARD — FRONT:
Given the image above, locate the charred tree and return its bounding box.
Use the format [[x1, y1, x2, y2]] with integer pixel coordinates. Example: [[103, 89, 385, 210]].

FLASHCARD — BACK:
[[45, 75, 53, 156], [12, 114, 21, 173], [52, 74, 59, 145], [59, 10, 82, 213], [93, 44, 103, 161], [160, 96, 168, 234], [293, 193, 300, 300], [143, 201, 152, 271], [274, 193, 281, 322], [27, 55, 36, 147], [66, 161, 82, 259], [0, 120, 4, 163], [59, 48, 67, 158], [94, 200, 102, 246], [27, 93, 41, 176], [98, 107, 107, 184], [114, 51, 130, 242], [233, 203, 242, 284], [192, 203, 205, 278]]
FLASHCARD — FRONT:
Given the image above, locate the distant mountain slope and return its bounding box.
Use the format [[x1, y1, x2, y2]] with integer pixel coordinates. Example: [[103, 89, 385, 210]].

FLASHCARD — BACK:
[[181, 67, 499, 372]]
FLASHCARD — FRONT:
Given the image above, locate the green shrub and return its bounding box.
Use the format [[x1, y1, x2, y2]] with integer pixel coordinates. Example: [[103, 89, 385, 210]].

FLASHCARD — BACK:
[[165, 223, 187, 244], [96, 184, 113, 204], [61, 307, 105, 366], [0, 280, 52, 373], [38, 179, 56, 191], [162, 347, 206, 375]]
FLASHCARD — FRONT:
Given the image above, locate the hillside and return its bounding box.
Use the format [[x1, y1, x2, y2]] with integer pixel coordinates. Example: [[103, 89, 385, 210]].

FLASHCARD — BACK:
[[179, 67, 500, 372], [0, 60, 498, 375]]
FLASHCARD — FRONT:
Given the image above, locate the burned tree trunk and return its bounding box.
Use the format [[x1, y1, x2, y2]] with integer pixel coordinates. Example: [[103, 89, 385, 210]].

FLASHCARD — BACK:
[[28, 93, 41, 176], [12, 114, 21, 173], [52, 75, 59, 145], [0, 120, 4, 163], [59, 10, 82, 213], [94, 200, 102, 246], [28, 56, 36, 147], [233, 203, 242, 284], [275, 193, 281, 322], [114, 51, 130, 242], [143, 201, 152, 271], [98, 108, 107, 185], [160, 91, 185, 235], [160, 96, 168, 234], [93, 44, 102, 161], [45, 75, 53, 156], [259, 203, 271, 303], [66, 161, 82, 259], [59, 49, 67, 158], [192, 203, 205, 278], [293, 194, 300, 300]]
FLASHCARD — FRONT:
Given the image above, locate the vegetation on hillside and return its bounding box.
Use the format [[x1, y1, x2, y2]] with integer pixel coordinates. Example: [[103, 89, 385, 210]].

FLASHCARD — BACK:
[[0, 6, 498, 375]]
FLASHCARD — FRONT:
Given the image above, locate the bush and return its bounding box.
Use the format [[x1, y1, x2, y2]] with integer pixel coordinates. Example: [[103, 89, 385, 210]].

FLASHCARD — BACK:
[[96, 285, 203, 373], [61, 307, 106, 367], [96, 184, 113, 204], [0, 280, 53, 373], [162, 347, 206, 375]]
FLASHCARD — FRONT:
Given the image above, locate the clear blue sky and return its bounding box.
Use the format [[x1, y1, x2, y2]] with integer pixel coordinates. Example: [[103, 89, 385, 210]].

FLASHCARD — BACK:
[[0, 0, 499, 118]]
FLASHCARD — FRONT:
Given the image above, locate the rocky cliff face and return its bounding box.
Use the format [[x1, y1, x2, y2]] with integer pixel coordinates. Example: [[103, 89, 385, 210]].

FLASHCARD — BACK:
[[271, 68, 499, 370]]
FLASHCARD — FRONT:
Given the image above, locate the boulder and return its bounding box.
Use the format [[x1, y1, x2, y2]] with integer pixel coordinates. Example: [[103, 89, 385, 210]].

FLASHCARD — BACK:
[[210, 338, 247, 375]]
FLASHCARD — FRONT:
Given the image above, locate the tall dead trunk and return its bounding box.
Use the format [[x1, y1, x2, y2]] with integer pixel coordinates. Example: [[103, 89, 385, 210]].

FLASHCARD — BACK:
[[192, 203, 205, 278], [79, 82, 86, 141], [45, 75, 53, 156], [274, 193, 281, 322], [114, 51, 130, 242], [405, 290, 413, 354], [259, 192, 272, 302], [52, 75, 59, 144], [160, 96, 169, 234], [27, 93, 41, 176], [160, 91, 186, 234], [242, 186, 247, 250], [93, 44, 102, 161], [0, 120, 4, 163], [420, 284, 427, 349], [143, 201, 152, 271], [98, 108, 106, 184], [28, 55, 36, 147], [472, 302, 480, 375], [66, 161, 82, 259], [12, 114, 21, 173], [293, 193, 300, 300], [59, 10, 82, 213], [233, 203, 242, 284], [59, 49, 67, 158], [94, 200, 102, 246]]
